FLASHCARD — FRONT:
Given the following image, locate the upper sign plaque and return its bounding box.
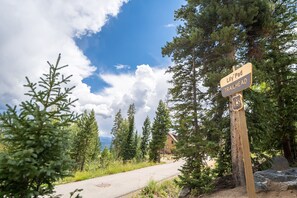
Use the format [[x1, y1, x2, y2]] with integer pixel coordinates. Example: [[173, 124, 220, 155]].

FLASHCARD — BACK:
[[220, 63, 252, 97]]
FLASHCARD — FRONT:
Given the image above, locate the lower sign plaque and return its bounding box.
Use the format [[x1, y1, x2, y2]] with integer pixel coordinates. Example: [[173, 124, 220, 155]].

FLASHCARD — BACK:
[[232, 94, 243, 111]]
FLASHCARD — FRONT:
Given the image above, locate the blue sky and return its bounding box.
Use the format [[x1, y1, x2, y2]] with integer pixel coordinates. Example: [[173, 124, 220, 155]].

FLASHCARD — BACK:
[[0, 0, 184, 136], [76, 0, 184, 92]]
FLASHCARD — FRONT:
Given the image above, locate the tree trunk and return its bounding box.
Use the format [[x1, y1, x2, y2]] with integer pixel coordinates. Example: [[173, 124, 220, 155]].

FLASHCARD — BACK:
[[290, 134, 297, 161], [283, 135, 293, 162], [80, 156, 85, 171], [192, 52, 199, 135]]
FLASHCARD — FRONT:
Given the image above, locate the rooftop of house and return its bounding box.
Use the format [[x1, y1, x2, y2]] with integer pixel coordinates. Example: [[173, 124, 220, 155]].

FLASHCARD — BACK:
[[168, 132, 178, 143]]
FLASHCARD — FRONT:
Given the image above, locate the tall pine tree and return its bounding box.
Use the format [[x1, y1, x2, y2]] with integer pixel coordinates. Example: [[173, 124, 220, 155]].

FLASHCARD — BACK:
[[71, 109, 100, 171], [111, 109, 126, 159], [246, 0, 297, 162], [123, 104, 136, 162], [149, 100, 171, 163], [141, 116, 151, 159]]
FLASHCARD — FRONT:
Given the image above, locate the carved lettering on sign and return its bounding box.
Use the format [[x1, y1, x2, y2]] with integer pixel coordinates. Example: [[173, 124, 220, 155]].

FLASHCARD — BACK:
[[220, 63, 252, 97]]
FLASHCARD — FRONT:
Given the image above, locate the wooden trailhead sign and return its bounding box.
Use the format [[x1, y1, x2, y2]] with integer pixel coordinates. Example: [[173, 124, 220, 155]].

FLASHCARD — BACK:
[[220, 63, 256, 198], [220, 63, 252, 97]]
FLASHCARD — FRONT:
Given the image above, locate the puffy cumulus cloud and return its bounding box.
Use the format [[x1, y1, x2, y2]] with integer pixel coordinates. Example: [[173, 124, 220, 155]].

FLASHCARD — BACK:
[[79, 65, 172, 136], [34, 0, 128, 37], [0, 0, 127, 108], [0, 0, 172, 136]]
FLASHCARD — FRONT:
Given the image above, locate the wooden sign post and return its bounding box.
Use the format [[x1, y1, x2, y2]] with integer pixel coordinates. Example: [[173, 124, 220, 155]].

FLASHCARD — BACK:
[[220, 63, 256, 198]]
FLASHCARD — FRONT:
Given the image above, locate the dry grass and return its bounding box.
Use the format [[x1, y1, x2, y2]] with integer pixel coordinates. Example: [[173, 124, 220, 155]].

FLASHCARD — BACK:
[[58, 161, 157, 184]]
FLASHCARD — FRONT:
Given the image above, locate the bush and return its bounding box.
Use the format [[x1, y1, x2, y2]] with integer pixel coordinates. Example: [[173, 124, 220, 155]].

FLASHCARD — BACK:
[[177, 165, 215, 196], [100, 147, 112, 168], [139, 179, 180, 198], [141, 180, 158, 197]]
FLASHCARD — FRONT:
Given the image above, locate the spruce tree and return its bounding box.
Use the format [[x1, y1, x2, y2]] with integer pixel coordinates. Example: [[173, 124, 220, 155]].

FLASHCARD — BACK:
[[141, 116, 151, 159], [268, 1, 297, 162], [111, 109, 125, 159], [89, 110, 101, 160], [162, 1, 234, 190], [100, 147, 112, 168], [123, 104, 136, 162], [71, 109, 100, 171], [0, 54, 77, 197], [133, 131, 142, 161], [246, 0, 297, 162], [149, 100, 171, 163]]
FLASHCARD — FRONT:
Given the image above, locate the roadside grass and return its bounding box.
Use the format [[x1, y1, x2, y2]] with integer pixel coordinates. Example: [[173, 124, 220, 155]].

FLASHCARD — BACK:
[[134, 178, 180, 198], [58, 161, 158, 184]]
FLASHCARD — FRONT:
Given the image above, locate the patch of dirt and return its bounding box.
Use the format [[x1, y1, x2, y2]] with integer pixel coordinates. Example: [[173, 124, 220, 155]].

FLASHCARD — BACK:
[[161, 154, 176, 163], [201, 187, 297, 198], [201, 175, 297, 198]]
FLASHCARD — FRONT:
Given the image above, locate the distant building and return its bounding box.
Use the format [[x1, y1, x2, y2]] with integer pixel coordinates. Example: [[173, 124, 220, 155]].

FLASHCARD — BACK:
[[163, 133, 178, 154]]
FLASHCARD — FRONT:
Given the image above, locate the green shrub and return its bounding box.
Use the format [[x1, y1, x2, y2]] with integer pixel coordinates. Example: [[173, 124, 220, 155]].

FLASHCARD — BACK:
[[139, 179, 180, 198], [177, 166, 215, 196], [100, 147, 112, 168], [0, 54, 77, 197], [141, 180, 158, 197]]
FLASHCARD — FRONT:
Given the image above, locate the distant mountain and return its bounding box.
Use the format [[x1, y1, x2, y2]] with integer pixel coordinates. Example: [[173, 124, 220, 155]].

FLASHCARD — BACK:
[[100, 136, 112, 151]]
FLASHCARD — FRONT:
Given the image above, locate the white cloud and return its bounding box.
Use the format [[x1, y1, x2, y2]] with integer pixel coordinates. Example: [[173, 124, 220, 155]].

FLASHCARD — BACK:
[[0, 0, 172, 136], [115, 64, 130, 70], [80, 65, 172, 136], [0, 0, 128, 108], [164, 23, 176, 28]]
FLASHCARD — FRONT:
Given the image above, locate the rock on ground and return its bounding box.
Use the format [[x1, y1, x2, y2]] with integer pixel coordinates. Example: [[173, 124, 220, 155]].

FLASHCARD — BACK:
[[254, 168, 297, 192]]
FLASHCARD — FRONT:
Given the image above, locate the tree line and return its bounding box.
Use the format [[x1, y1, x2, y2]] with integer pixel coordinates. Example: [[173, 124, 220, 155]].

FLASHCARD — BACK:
[[162, 0, 296, 195], [110, 100, 171, 163]]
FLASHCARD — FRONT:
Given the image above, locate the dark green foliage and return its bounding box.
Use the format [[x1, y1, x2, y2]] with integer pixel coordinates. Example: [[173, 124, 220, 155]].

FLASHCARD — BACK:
[[139, 179, 181, 198], [163, 0, 296, 193], [111, 104, 138, 162], [259, 1, 297, 161], [123, 104, 136, 162], [179, 165, 214, 195], [141, 116, 151, 159], [69, 189, 83, 198], [71, 110, 100, 171], [242, 0, 297, 162], [100, 147, 112, 168], [134, 131, 143, 162], [149, 100, 171, 163], [110, 109, 126, 159], [90, 111, 101, 160], [0, 54, 77, 197]]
